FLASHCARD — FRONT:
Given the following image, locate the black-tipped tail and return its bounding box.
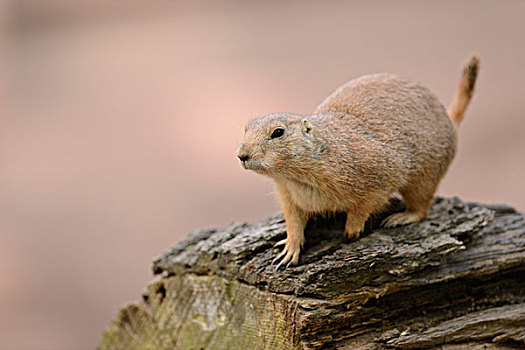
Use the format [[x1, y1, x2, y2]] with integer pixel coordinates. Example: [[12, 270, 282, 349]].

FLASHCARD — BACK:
[[448, 54, 480, 128]]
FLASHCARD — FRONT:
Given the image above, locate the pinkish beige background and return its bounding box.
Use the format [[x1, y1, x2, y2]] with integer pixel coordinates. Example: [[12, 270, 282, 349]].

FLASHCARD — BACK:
[[1, 1, 524, 349]]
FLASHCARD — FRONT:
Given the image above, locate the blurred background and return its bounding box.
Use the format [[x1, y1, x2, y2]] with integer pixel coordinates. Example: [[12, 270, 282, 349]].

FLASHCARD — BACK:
[[1, 0, 524, 349]]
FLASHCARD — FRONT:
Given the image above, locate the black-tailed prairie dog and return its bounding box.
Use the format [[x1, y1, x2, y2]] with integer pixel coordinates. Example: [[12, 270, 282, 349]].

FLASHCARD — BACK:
[[237, 54, 479, 269]]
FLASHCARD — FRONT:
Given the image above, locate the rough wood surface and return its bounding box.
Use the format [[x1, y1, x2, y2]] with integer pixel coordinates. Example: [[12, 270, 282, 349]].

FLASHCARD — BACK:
[[99, 197, 525, 349]]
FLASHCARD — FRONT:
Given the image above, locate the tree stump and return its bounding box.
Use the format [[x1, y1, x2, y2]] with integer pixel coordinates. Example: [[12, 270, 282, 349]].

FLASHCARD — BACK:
[[99, 197, 525, 349]]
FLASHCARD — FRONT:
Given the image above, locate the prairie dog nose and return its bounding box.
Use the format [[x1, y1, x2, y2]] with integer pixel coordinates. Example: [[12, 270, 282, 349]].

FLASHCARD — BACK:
[[238, 154, 249, 162], [237, 144, 250, 162]]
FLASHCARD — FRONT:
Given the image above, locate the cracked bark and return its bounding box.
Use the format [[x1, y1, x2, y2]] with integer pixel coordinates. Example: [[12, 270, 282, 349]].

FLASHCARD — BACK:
[[99, 197, 525, 349]]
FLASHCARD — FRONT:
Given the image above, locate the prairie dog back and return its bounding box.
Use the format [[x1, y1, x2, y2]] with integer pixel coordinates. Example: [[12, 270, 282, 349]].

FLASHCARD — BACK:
[[313, 74, 457, 191]]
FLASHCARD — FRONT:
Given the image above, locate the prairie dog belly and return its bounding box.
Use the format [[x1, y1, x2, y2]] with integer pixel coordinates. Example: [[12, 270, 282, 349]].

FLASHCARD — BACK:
[[284, 180, 343, 213]]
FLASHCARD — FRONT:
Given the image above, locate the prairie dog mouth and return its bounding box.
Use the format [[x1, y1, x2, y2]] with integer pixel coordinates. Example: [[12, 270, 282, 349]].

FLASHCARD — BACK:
[[242, 160, 266, 173]]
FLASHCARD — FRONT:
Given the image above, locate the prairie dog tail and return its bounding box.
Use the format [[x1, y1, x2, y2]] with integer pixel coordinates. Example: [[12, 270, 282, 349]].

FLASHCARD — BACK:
[[447, 54, 480, 128]]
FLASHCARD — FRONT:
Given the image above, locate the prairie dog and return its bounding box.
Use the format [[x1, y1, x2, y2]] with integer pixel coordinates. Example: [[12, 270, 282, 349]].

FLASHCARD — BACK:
[[237, 55, 479, 268]]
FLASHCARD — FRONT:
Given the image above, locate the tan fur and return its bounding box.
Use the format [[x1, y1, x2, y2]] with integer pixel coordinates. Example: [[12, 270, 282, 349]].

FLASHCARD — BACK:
[[237, 54, 480, 267], [448, 54, 480, 127]]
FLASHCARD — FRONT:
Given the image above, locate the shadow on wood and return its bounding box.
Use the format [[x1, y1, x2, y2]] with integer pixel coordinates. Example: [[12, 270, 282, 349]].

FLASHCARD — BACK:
[[99, 197, 525, 349]]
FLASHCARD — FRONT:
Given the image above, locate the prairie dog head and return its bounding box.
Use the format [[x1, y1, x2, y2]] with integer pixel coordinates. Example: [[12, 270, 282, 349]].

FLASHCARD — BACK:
[[237, 113, 316, 177]]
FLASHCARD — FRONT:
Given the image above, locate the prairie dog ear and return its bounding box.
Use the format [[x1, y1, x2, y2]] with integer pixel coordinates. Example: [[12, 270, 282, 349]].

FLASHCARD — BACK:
[[302, 119, 313, 134]]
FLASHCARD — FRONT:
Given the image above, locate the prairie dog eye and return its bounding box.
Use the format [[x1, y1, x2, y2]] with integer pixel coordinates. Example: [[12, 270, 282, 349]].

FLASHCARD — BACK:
[[271, 128, 285, 139]]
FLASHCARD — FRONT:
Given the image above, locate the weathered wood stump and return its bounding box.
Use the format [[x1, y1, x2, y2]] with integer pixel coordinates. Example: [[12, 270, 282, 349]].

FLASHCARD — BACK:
[[99, 197, 525, 349]]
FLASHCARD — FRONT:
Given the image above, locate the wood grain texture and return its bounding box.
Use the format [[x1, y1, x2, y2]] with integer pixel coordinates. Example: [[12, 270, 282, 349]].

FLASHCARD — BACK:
[[99, 197, 525, 349]]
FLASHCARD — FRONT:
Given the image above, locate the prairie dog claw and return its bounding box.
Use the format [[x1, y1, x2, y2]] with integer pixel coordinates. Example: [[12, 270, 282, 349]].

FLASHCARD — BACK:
[[381, 211, 424, 228], [272, 239, 301, 270], [273, 239, 287, 247]]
